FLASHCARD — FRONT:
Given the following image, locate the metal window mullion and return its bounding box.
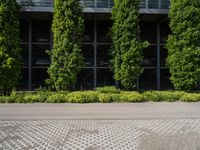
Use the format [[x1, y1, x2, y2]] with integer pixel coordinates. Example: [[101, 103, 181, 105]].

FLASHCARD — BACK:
[[28, 20, 32, 90], [146, 0, 148, 9], [94, 14, 97, 89], [159, 0, 161, 9], [157, 23, 161, 90], [95, 0, 97, 8]]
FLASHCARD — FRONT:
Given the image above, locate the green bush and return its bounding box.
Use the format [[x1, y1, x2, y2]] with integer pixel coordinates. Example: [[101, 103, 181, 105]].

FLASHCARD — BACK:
[[120, 92, 145, 102], [110, 94, 121, 102], [96, 86, 120, 94], [0, 0, 21, 94], [180, 93, 200, 102], [46, 93, 67, 103], [98, 94, 112, 103], [167, 0, 200, 91], [10, 91, 25, 103], [23, 94, 43, 103], [0, 96, 10, 103], [47, 0, 84, 91], [66, 91, 99, 103], [143, 91, 186, 102], [143, 91, 161, 102], [111, 0, 149, 89]]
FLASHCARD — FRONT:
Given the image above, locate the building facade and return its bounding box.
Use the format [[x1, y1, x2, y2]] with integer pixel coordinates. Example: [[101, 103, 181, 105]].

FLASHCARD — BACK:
[[16, 0, 172, 91]]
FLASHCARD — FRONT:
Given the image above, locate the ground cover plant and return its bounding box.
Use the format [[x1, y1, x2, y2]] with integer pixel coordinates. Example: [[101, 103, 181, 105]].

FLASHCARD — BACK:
[[0, 87, 200, 103]]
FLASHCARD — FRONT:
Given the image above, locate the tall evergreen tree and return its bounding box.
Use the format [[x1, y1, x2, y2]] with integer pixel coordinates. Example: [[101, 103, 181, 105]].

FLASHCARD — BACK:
[[167, 0, 200, 91], [111, 0, 148, 90], [0, 0, 21, 94], [47, 0, 84, 91]]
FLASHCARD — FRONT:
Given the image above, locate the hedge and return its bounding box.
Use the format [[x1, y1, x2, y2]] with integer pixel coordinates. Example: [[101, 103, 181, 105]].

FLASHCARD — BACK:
[[0, 87, 200, 103]]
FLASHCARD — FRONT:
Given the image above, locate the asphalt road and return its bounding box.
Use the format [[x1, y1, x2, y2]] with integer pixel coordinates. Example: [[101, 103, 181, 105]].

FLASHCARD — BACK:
[[0, 102, 200, 120]]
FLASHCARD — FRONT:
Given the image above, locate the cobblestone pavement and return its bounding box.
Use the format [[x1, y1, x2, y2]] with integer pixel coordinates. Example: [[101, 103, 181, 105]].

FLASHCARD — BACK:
[[0, 119, 200, 150]]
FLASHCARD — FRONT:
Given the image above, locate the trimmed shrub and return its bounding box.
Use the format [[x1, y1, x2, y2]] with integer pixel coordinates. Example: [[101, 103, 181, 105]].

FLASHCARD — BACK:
[[47, 0, 84, 90], [0, 0, 21, 94], [10, 91, 25, 103], [111, 0, 149, 89], [110, 94, 121, 102], [96, 86, 120, 94], [120, 92, 145, 102], [46, 93, 66, 103], [180, 93, 200, 102], [98, 94, 113, 103], [143, 91, 161, 102], [66, 91, 99, 103], [0, 96, 10, 103], [143, 91, 186, 102], [167, 0, 200, 91], [23, 94, 42, 103]]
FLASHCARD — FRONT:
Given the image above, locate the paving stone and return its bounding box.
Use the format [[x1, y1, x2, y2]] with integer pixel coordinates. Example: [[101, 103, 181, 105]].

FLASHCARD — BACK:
[[0, 120, 200, 150]]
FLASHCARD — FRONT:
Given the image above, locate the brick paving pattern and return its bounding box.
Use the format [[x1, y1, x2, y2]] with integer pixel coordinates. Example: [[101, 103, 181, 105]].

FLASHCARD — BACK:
[[0, 120, 200, 150]]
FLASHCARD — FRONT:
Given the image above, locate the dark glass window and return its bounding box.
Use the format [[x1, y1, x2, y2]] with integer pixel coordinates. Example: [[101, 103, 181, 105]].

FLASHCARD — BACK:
[[160, 46, 168, 67], [32, 20, 51, 43], [32, 68, 48, 89], [32, 44, 50, 67], [97, 45, 111, 67], [17, 68, 28, 90], [19, 20, 29, 43], [21, 44, 29, 67], [83, 20, 94, 42], [97, 69, 115, 87], [76, 69, 94, 90], [160, 69, 174, 90], [140, 23, 157, 44], [82, 44, 94, 67], [160, 21, 170, 44], [139, 69, 157, 90], [97, 20, 112, 43], [142, 45, 157, 67], [148, 0, 159, 8]]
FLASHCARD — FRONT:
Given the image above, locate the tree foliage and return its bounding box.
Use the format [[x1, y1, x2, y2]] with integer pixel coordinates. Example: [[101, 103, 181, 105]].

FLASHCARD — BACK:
[[167, 0, 200, 91], [47, 0, 84, 91], [0, 0, 21, 94], [110, 0, 148, 90]]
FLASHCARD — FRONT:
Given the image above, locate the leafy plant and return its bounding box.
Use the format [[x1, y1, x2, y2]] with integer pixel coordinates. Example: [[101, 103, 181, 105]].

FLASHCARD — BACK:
[[120, 91, 145, 102], [96, 86, 120, 94], [0, 0, 21, 94], [167, 0, 200, 91], [46, 93, 67, 103], [47, 0, 84, 91], [180, 93, 200, 102], [98, 94, 113, 103], [111, 0, 149, 90], [66, 91, 99, 103]]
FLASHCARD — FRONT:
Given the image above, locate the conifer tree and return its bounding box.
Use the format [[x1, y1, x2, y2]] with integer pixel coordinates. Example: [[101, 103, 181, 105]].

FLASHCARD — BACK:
[[167, 0, 200, 91], [47, 0, 84, 91], [111, 0, 148, 90], [0, 0, 21, 94]]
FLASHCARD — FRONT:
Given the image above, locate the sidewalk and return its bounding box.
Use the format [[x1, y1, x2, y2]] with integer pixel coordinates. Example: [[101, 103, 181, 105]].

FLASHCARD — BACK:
[[0, 102, 200, 120]]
